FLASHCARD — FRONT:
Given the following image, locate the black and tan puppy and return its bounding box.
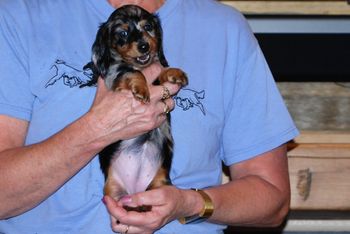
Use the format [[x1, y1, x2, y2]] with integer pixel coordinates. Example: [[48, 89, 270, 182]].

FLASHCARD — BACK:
[[82, 5, 188, 205]]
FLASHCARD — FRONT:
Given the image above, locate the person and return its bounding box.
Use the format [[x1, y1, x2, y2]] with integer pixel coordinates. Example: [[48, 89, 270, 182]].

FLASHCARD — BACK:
[[0, 0, 299, 233]]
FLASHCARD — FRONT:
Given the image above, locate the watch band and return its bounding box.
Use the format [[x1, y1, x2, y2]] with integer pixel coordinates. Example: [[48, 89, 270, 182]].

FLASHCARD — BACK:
[[178, 188, 214, 224]]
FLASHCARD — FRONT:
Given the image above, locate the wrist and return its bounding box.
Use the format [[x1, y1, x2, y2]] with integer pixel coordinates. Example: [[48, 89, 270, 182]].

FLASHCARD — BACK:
[[179, 188, 214, 224], [65, 113, 109, 154], [181, 189, 205, 217]]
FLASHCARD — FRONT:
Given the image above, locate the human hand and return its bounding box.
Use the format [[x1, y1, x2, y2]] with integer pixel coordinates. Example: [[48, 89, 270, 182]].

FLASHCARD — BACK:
[[84, 63, 180, 147], [103, 186, 197, 234]]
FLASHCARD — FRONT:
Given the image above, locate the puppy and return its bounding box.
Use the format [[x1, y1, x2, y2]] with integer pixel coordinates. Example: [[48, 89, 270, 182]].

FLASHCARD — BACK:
[[82, 5, 188, 205]]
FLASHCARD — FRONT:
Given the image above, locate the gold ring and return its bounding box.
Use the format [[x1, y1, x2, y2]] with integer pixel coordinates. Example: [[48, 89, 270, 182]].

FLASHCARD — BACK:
[[162, 100, 170, 115], [161, 85, 171, 100], [124, 225, 129, 234]]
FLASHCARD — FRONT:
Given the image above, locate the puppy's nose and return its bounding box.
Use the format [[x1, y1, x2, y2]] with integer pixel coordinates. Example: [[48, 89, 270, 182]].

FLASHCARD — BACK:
[[138, 42, 150, 53]]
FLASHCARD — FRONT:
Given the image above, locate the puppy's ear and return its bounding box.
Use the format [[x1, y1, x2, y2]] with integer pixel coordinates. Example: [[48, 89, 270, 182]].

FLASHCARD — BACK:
[[153, 15, 169, 68], [92, 22, 111, 77]]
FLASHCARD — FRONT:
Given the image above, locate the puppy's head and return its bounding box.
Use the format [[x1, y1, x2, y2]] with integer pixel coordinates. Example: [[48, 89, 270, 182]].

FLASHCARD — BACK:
[[92, 5, 165, 75]]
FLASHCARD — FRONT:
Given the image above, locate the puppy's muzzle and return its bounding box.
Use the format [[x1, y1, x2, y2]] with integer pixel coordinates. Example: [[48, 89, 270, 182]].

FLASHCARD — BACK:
[[136, 41, 151, 65]]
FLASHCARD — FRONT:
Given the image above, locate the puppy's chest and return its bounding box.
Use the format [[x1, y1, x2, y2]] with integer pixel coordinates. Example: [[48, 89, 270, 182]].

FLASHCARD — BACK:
[[110, 137, 162, 194]]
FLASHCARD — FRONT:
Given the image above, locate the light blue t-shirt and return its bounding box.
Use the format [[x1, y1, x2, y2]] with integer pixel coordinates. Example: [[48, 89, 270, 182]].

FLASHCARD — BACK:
[[0, 0, 299, 233]]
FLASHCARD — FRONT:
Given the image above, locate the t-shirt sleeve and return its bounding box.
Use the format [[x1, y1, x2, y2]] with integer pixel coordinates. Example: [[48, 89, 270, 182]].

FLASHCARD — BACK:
[[221, 15, 299, 165], [0, 10, 34, 121]]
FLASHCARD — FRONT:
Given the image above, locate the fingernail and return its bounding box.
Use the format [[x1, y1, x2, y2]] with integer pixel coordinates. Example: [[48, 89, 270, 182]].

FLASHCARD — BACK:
[[101, 196, 106, 205], [119, 195, 132, 204]]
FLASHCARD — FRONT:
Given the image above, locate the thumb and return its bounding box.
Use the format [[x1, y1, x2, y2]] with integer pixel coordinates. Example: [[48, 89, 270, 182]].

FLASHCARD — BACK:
[[94, 77, 109, 102], [97, 76, 108, 92], [103, 195, 128, 217]]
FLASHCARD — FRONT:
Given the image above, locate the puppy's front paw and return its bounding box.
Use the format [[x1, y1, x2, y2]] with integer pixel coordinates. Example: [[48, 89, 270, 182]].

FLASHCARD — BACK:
[[159, 68, 188, 87], [113, 72, 150, 103], [131, 84, 150, 103]]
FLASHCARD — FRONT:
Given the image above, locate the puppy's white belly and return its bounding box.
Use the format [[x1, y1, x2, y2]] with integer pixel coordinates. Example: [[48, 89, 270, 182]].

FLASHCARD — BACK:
[[110, 139, 162, 195]]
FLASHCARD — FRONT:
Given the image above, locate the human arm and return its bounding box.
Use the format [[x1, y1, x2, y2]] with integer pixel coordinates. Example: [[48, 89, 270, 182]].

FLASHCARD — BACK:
[[204, 144, 290, 226], [0, 64, 180, 219], [103, 144, 290, 233]]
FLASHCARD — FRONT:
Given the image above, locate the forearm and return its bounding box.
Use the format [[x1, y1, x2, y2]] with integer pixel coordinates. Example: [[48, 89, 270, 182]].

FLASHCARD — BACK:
[[205, 176, 290, 227], [0, 113, 104, 219], [181, 146, 290, 227]]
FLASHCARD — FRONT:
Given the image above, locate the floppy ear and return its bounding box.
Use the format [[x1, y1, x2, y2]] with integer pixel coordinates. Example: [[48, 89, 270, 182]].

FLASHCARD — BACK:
[[153, 15, 169, 67], [92, 22, 111, 77]]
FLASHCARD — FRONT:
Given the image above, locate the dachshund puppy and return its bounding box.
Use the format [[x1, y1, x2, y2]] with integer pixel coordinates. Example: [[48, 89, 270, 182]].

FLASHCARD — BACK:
[[82, 5, 188, 205]]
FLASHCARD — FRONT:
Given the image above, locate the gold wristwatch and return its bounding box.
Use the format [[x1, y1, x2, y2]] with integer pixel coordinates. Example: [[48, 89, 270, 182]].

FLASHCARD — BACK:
[[178, 189, 214, 224]]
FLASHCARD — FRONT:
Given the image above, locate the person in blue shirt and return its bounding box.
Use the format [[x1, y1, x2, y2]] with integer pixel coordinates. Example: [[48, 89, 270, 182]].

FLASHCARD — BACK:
[[0, 0, 299, 233]]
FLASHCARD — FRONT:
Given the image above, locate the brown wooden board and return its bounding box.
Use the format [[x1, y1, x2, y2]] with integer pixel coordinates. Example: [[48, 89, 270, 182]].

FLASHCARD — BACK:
[[220, 1, 350, 15]]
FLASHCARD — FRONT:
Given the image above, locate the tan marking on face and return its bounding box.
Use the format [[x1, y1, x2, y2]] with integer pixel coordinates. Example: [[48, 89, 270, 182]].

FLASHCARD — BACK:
[[139, 20, 156, 37], [116, 41, 140, 63], [139, 20, 158, 53]]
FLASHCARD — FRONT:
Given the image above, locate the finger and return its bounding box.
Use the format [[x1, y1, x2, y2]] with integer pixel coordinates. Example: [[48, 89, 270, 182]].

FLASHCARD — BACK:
[[104, 196, 128, 219], [160, 84, 171, 100], [105, 196, 147, 232], [142, 63, 162, 84], [115, 192, 171, 229], [112, 222, 150, 234], [119, 189, 167, 208], [158, 99, 175, 115], [107, 195, 155, 227], [112, 221, 131, 234], [149, 83, 180, 101], [116, 208, 156, 227]]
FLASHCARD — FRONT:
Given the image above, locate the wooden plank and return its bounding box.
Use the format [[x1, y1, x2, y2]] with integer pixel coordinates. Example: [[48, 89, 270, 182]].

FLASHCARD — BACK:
[[288, 143, 350, 158], [223, 130, 350, 210], [223, 155, 350, 210], [220, 1, 350, 15], [284, 219, 350, 232], [289, 157, 350, 210], [288, 131, 350, 158], [294, 131, 350, 144]]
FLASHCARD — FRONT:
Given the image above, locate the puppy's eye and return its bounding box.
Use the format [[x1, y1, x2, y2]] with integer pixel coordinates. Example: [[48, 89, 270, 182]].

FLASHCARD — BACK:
[[118, 30, 128, 39], [144, 23, 153, 32]]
